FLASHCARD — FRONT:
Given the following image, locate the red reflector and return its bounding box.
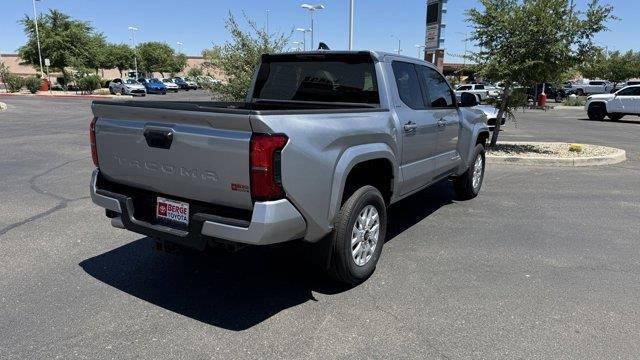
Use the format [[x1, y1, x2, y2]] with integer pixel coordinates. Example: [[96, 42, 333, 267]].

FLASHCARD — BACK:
[[90, 117, 99, 167], [250, 134, 288, 201]]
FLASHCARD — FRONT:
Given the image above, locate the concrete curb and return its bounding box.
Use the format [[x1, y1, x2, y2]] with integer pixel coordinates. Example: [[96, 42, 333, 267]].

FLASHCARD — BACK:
[[487, 142, 627, 167], [0, 92, 130, 100], [550, 105, 584, 111]]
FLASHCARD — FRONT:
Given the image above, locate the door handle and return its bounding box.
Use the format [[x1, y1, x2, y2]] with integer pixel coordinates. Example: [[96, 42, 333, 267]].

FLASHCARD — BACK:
[[403, 121, 417, 132]]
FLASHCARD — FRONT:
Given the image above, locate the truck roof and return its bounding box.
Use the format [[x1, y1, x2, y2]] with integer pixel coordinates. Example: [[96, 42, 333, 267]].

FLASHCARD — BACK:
[[264, 50, 439, 69]]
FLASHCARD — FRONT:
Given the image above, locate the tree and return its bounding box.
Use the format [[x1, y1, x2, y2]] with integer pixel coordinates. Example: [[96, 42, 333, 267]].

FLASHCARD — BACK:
[[580, 49, 640, 88], [187, 66, 204, 78], [103, 43, 135, 78], [18, 10, 98, 78], [136, 42, 177, 77], [202, 12, 290, 100], [467, 0, 615, 147], [168, 53, 188, 76]]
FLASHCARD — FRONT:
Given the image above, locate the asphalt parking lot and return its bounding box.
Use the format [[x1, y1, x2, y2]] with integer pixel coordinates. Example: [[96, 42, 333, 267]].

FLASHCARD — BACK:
[[1, 95, 639, 359]]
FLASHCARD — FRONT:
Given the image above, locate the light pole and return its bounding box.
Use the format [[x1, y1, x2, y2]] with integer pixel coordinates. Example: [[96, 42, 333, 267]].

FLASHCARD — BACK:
[[32, 0, 44, 77], [415, 45, 426, 59], [266, 9, 270, 34], [391, 35, 401, 54], [300, 3, 325, 50], [348, 0, 354, 50], [128, 26, 139, 79], [176, 41, 183, 53], [292, 41, 304, 52], [296, 28, 311, 51], [456, 32, 468, 66]]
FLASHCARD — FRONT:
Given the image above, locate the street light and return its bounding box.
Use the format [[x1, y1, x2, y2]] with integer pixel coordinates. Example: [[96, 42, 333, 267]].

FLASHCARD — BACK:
[[415, 44, 426, 59], [266, 9, 270, 34], [292, 41, 304, 52], [391, 35, 401, 54], [295, 28, 311, 51], [300, 3, 325, 50], [456, 32, 468, 66], [176, 41, 183, 53], [128, 26, 139, 79], [32, 0, 44, 76]]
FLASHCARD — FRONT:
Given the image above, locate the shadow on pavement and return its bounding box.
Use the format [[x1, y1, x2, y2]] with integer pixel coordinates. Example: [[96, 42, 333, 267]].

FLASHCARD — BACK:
[[577, 117, 640, 125], [80, 180, 455, 330]]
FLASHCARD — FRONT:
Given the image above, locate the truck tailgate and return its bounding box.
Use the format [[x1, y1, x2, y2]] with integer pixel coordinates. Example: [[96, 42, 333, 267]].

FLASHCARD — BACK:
[[92, 102, 254, 210]]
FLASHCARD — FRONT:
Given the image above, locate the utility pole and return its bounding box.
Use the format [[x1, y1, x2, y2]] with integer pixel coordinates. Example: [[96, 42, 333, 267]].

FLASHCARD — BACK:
[[348, 0, 354, 50], [32, 0, 44, 76]]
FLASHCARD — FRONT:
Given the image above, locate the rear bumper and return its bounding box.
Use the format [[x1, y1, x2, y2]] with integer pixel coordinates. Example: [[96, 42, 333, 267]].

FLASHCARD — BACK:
[[90, 169, 306, 249]]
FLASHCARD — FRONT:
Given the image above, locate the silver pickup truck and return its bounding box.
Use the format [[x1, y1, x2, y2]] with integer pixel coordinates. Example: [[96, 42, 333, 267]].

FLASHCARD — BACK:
[[90, 51, 489, 284]]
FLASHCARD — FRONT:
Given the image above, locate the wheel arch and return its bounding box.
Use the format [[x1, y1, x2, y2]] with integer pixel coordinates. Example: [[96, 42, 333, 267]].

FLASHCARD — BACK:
[[328, 144, 398, 225]]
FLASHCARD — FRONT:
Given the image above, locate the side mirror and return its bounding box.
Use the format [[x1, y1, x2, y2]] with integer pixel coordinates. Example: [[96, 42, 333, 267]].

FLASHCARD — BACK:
[[460, 92, 479, 107]]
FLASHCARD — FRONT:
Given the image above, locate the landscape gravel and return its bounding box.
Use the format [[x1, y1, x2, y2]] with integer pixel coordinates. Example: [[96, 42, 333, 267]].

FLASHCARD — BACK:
[[488, 142, 619, 158]]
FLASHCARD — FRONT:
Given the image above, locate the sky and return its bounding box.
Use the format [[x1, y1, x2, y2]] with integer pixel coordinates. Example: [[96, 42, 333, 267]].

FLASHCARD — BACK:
[[1, 0, 638, 63]]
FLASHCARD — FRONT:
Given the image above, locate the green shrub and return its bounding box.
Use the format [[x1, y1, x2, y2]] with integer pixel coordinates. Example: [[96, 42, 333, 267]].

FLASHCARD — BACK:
[[4, 73, 23, 93], [24, 76, 42, 94], [563, 95, 586, 107], [77, 75, 102, 94]]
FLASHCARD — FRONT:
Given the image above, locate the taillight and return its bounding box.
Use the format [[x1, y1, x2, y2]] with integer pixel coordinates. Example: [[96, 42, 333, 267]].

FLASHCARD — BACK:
[[90, 117, 99, 167], [250, 134, 288, 201]]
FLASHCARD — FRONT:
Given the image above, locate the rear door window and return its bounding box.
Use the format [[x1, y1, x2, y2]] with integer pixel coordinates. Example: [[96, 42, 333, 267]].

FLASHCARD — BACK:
[[391, 61, 426, 110]]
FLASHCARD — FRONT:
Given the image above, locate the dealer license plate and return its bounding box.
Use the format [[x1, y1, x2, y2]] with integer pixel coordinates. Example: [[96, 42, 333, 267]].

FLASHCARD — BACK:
[[156, 197, 189, 227]]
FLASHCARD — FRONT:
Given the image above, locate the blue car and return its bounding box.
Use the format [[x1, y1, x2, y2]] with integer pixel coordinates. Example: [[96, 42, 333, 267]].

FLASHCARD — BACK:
[[138, 78, 167, 95]]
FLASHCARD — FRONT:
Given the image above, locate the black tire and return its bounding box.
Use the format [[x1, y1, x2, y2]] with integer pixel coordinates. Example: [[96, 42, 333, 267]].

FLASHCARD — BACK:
[[555, 95, 564, 103], [587, 103, 606, 121], [109, 87, 115, 95], [576, 89, 584, 96], [121, 88, 126, 96], [327, 185, 387, 285], [608, 113, 624, 121], [453, 144, 485, 200]]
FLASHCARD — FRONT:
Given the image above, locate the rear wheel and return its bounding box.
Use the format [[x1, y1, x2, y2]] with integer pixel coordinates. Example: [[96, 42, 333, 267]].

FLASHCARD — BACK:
[[576, 89, 585, 96], [608, 113, 624, 121], [120, 88, 126, 96], [453, 144, 485, 200], [327, 186, 387, 285], [587, 103, 606, 121]]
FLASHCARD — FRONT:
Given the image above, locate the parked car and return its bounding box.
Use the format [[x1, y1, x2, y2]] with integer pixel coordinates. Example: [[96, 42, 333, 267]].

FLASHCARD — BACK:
[[162, 78, 180, 93], [109, 78, 147, 96], [454, 93, 505, 130], [138, 78, 167, 95], [566, 79, 613, 96], [455, 84, 499, 101], [172, 77, 190, 90], [527, 83, 566, 103], [585, 85, 640, 121], [173, 76, 198, 90], [89, 51, 490, 285]]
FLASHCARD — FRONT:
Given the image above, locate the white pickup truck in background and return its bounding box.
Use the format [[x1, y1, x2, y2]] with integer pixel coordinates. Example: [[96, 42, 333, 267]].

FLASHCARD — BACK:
[[455, 84, 500, 102], [565, 79, 613, 96], [585, 85, 640, 121]]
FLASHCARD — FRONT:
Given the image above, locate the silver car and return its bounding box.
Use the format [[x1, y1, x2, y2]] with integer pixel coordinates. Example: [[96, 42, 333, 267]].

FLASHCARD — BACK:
[[162, 79, 180, 93], [109, 78, 146, 96]]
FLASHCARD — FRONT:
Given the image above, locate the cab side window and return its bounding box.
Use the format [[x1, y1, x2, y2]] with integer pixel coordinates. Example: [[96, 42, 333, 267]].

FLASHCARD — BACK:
[[392, 61, 426, 110], [418, 66, 456, 108]]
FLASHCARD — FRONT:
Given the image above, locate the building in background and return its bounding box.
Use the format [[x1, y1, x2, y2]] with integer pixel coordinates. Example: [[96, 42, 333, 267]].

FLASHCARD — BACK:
[[0, 54, 223, 82]]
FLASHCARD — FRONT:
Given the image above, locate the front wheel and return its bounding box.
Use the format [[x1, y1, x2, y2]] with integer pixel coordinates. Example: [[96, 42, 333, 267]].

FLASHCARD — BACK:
[[453, 144, 485, 200], [588, 104, 606, 121], [327, 186, 387, 285]]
